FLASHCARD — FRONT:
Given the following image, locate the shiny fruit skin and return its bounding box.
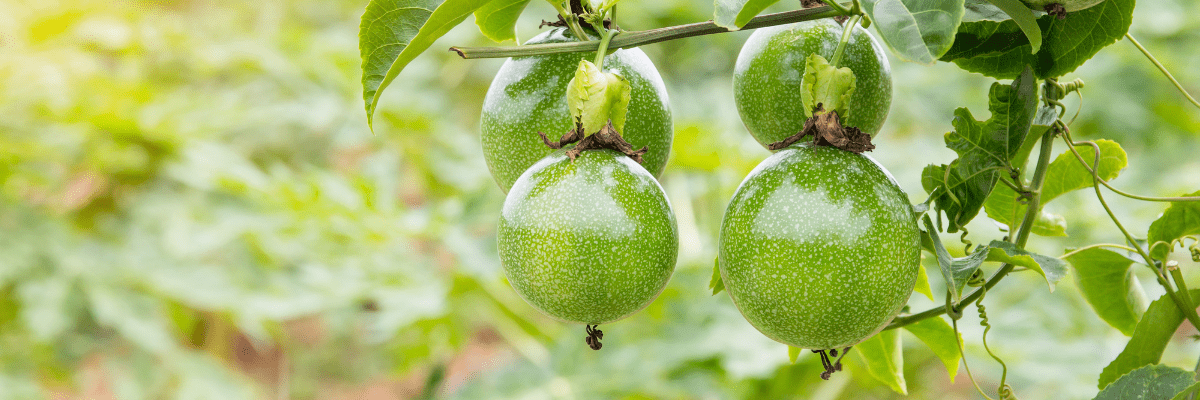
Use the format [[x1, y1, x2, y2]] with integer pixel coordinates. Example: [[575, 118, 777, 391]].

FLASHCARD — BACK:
[[718, 144, 919, 349], [481, 28, 673, 192], [733, 20, 892, 146], [498, 150, 678, 324]]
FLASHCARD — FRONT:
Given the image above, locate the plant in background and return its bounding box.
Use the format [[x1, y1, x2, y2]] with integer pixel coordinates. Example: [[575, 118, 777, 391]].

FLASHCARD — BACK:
[[359, 0, 1200, 396]]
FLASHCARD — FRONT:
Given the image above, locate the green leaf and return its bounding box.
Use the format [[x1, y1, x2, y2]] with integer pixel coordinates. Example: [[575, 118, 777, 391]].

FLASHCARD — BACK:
[[1042, 139, 1129, 203], [922, 215, 991, 301], [984, 179, 1068, 237], [1064, 247, 1148, 336], [1173, 382, 1200, 400], [1095, 364, 1196, 400], [985, 139, 1126, 236], [902, 316, 962, 382], [985, 240, 1067, 290], [963, 0, 1011, 21], [1099, 289, 1200, 389], [788, 345, 801, 364], [710, 257, 725, 295], [1009, 106, 1059, 169], [360, 0, 493, 129], [915, 262, 934, 301], [474, 0, 533, 43], [854, 329, 906, 395], [800, 53, 857, 118], [713, 0, 784, 30], [984, 0, 1041, 53], [860, 0, 966, 65], [923, 67, 1037, 233], [1147, 190, 1200, 260], [567, 60, 632, 135], [939, 0, 1134, 79]]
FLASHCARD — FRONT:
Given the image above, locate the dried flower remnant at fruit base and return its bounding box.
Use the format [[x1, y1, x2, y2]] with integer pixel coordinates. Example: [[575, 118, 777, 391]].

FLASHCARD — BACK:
[[769, 104, 875, 153]]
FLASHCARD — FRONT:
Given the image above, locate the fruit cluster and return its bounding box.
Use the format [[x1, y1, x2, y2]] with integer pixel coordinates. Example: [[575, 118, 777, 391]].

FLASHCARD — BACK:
[[484, 22, 920, 358]]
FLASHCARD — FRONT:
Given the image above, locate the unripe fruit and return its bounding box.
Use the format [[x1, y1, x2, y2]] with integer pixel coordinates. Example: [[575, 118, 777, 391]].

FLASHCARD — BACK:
[[734, 20, 892, 147], [498, 150, 678, 324], [718, 144, 920, 349], [481, 28, 673, 192]]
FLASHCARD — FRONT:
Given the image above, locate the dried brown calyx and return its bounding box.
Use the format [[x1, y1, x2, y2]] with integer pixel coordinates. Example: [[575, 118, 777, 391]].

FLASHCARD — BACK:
[[538, 118, 648, 162], [538, 15, 618, 31], [1045, 3, 1067, 19], [768, 103, 875, 153]]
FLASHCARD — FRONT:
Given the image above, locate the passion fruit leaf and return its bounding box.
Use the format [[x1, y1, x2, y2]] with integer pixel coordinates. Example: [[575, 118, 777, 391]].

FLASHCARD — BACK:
[[1063, 247, 1148, 336], [984, 177, 1069, 236], [567, 60, 632, 135], [788, 345, 801, 364], [474, 0, 533, 43], [1009, 106, 1059, 169], [922, 66, 1037, 233], [1173, 382, 1200, 400], [360, 0, 493, 129], [922, 215, 990, 301], [984, 240, 1067, 291], [915, 262, 934, 301], [1043, 139, 1129, 202], [1094, 364, 1197, 400], [1099, 289, 1200, 389], [1147, 190, 1200, 260], [984, 0, 1042, 53], [859, 0, 965, 65], [800, 53, 857, 118], [854, 329, 907, 395], [963, 0, 1011, 21], [938, 0, 1133, 79], [902, 316, 962, 382], [709, 257, 725, 295], [985, 139, 1128, 236], [713, 0, 783, 30]]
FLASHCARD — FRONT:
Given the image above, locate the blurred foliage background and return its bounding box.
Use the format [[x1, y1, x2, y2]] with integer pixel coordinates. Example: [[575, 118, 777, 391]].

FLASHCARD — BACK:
[[2, 0, 1199, 398]]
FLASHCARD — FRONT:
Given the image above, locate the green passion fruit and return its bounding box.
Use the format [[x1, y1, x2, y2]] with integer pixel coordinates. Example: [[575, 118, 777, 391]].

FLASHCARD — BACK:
[[498, 149, 678, 325], [718, 143, 919, 350], [481, 28, 673, 192], [733, 19, 892, 147]]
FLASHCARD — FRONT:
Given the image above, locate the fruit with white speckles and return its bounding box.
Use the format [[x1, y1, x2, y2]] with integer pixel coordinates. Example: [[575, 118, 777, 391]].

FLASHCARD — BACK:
[[734, 20, 892, 147], [718, 143, 919, 350], [481, 28, 673, 193], [498, 149, 678, 324], [1020, 0, 1105, 12]]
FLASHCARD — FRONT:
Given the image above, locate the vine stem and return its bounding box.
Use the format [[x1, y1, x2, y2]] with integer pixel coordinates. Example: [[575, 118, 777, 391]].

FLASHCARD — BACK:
[[1058, 243, 1138, 258], [886, 126, 1058, 331], [1060, 133, 1200, 331], [450, 6, 851, 59], [549, 0, 589, 43], [1125, 33, 1200, 111]]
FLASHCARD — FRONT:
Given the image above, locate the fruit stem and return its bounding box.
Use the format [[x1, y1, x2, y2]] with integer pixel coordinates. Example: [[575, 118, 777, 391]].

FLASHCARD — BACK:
[[450, 5, 853, 59], [593, 7, 619, 69], [829, 14, 860, 68], [1125, 33, 1200, 112]]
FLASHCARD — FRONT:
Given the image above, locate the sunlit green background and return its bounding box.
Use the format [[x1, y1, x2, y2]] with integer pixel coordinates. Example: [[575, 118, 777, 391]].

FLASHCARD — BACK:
[[2, 0, 1199, 398]]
